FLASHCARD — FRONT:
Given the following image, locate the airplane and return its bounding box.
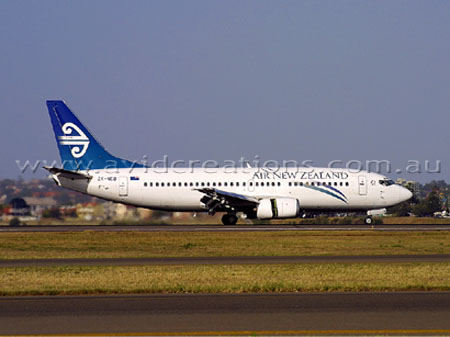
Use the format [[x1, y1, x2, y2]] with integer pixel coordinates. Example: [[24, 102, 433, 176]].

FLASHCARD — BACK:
[[45, 100, 413, 225]]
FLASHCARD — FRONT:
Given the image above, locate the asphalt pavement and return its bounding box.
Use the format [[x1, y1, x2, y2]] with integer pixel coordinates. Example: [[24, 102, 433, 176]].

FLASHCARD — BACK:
[[1, 292, 449, 335]]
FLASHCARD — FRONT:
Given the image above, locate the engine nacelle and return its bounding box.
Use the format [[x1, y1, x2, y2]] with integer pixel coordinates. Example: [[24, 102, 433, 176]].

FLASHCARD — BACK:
[[256, 198, 300, 219]]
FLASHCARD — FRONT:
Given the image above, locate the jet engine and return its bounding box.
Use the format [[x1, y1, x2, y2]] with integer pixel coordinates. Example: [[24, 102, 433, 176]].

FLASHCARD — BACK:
[[256, 198, 300, 219]]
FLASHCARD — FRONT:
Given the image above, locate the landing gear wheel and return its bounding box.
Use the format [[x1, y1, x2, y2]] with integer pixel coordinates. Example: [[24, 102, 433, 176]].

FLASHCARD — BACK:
[[364, 216, 373, 225], [222, 213, 238, 226]]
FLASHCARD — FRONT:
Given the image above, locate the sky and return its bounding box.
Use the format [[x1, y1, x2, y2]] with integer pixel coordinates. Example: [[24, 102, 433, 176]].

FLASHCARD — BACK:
[[0, 0, 448, 183]]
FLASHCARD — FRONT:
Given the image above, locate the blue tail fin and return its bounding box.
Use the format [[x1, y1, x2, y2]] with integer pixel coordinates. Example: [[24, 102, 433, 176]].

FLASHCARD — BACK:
[[46, 100, 144, 171]]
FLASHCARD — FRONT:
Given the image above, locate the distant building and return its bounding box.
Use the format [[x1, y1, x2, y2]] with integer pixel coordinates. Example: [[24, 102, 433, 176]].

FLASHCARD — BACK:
[[23, 197, 57, 217], [112, 203, 140, 220], [103, 202, 118, 220], [137, 207, 152, 219], [9, 198, 31, 216], [59, 205, 77, 218], [102, 202, 152, 221], [75, 202, 105, 221], [395, 179, 420, 198]]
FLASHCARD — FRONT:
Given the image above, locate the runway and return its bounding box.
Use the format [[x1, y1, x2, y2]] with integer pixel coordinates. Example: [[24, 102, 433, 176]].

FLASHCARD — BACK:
[[0, 292, 449, 336], [1, 224, 450, 232], [2, 254, 450, 267]]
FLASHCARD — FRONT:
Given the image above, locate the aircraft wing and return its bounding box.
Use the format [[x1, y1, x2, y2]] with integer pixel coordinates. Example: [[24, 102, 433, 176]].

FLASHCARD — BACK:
[[196, 188, 259, 215]]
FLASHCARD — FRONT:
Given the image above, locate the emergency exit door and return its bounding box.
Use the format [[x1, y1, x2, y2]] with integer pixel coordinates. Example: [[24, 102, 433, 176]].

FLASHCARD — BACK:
[[358, 176, 368, 195], [119, 176, 128, 197]]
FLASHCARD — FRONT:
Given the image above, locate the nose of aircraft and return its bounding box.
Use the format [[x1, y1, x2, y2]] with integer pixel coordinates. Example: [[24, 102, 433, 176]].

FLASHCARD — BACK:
[[398, 186, 413, 203]]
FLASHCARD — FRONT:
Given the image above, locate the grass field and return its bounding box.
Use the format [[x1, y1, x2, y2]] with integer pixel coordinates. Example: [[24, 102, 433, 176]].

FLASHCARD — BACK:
[[2, 216, 450, 227], [0, 231, 449, 259], [1, 230, 449, 295], [1, 263, 449, 296], [273, 217, 450, 225], [381, 217, 450, 224]]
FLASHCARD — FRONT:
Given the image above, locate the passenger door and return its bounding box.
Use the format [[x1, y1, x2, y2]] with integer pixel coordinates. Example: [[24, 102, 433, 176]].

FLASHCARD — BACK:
[[119, 176, 128, 197], [358, 176, 367, 195]]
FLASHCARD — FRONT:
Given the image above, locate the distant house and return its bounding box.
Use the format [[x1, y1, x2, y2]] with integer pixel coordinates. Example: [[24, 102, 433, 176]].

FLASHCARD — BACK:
[[76, 202, 107, 221], [23, 197, 57, 217], [9, 198, 31, 216], [76, 203, 95, 221]]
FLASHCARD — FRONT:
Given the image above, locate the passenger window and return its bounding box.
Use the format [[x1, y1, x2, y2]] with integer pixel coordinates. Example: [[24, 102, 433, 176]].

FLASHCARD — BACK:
[[184, 182, 188, 187], [172, 182, 176, 187], [236, 182, 239, 187], [150, 182, 153, 187], [144, 182, 147, 187], [278, 182, 281, 186], [340, 182, 343, 186], [256, 182, 259, 187], [189, 182, 193, 187], [249, 182, 253, 186], [230, 182, 234, 187], [346, 182, 349, 186], [289, 182, 292, 187], [213, 182, 216, 187], [334, 182, 337, 186], [218, 182, 222, 187], [261, 182, 264, 187], [201, 182, 205, 187], [155, 182, 159, 187], [311, 182, 315, 186], [161, 183, 165, 187], [243, 182, 246, 187], [224, 182, 228, 187]]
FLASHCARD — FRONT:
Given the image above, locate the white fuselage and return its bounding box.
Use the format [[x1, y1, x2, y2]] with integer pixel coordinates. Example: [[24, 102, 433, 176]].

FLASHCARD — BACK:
[[59, 167, 411, 213]]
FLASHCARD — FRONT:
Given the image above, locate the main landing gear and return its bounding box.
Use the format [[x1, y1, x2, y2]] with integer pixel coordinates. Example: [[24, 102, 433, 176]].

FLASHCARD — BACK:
[[222, 213, 238, 226], [364, 216, 373, 225]]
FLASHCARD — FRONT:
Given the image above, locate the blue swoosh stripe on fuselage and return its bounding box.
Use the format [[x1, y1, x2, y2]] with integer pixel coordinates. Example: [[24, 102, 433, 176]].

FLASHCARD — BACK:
[[320, 184, 348, 201], [304, 185, 348, 204]]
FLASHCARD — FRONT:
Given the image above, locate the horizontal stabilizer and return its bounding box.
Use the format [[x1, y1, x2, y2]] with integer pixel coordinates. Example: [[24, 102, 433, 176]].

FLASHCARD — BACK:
[[43, 166, 92, 180]]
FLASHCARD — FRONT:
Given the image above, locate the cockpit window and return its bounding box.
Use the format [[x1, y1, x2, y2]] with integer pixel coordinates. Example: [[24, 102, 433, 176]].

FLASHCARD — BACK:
[[379, 179, 396, 186]]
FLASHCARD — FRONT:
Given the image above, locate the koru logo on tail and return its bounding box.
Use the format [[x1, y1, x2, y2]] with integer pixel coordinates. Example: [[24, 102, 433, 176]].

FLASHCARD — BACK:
[[58, 123, 90, 158]]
